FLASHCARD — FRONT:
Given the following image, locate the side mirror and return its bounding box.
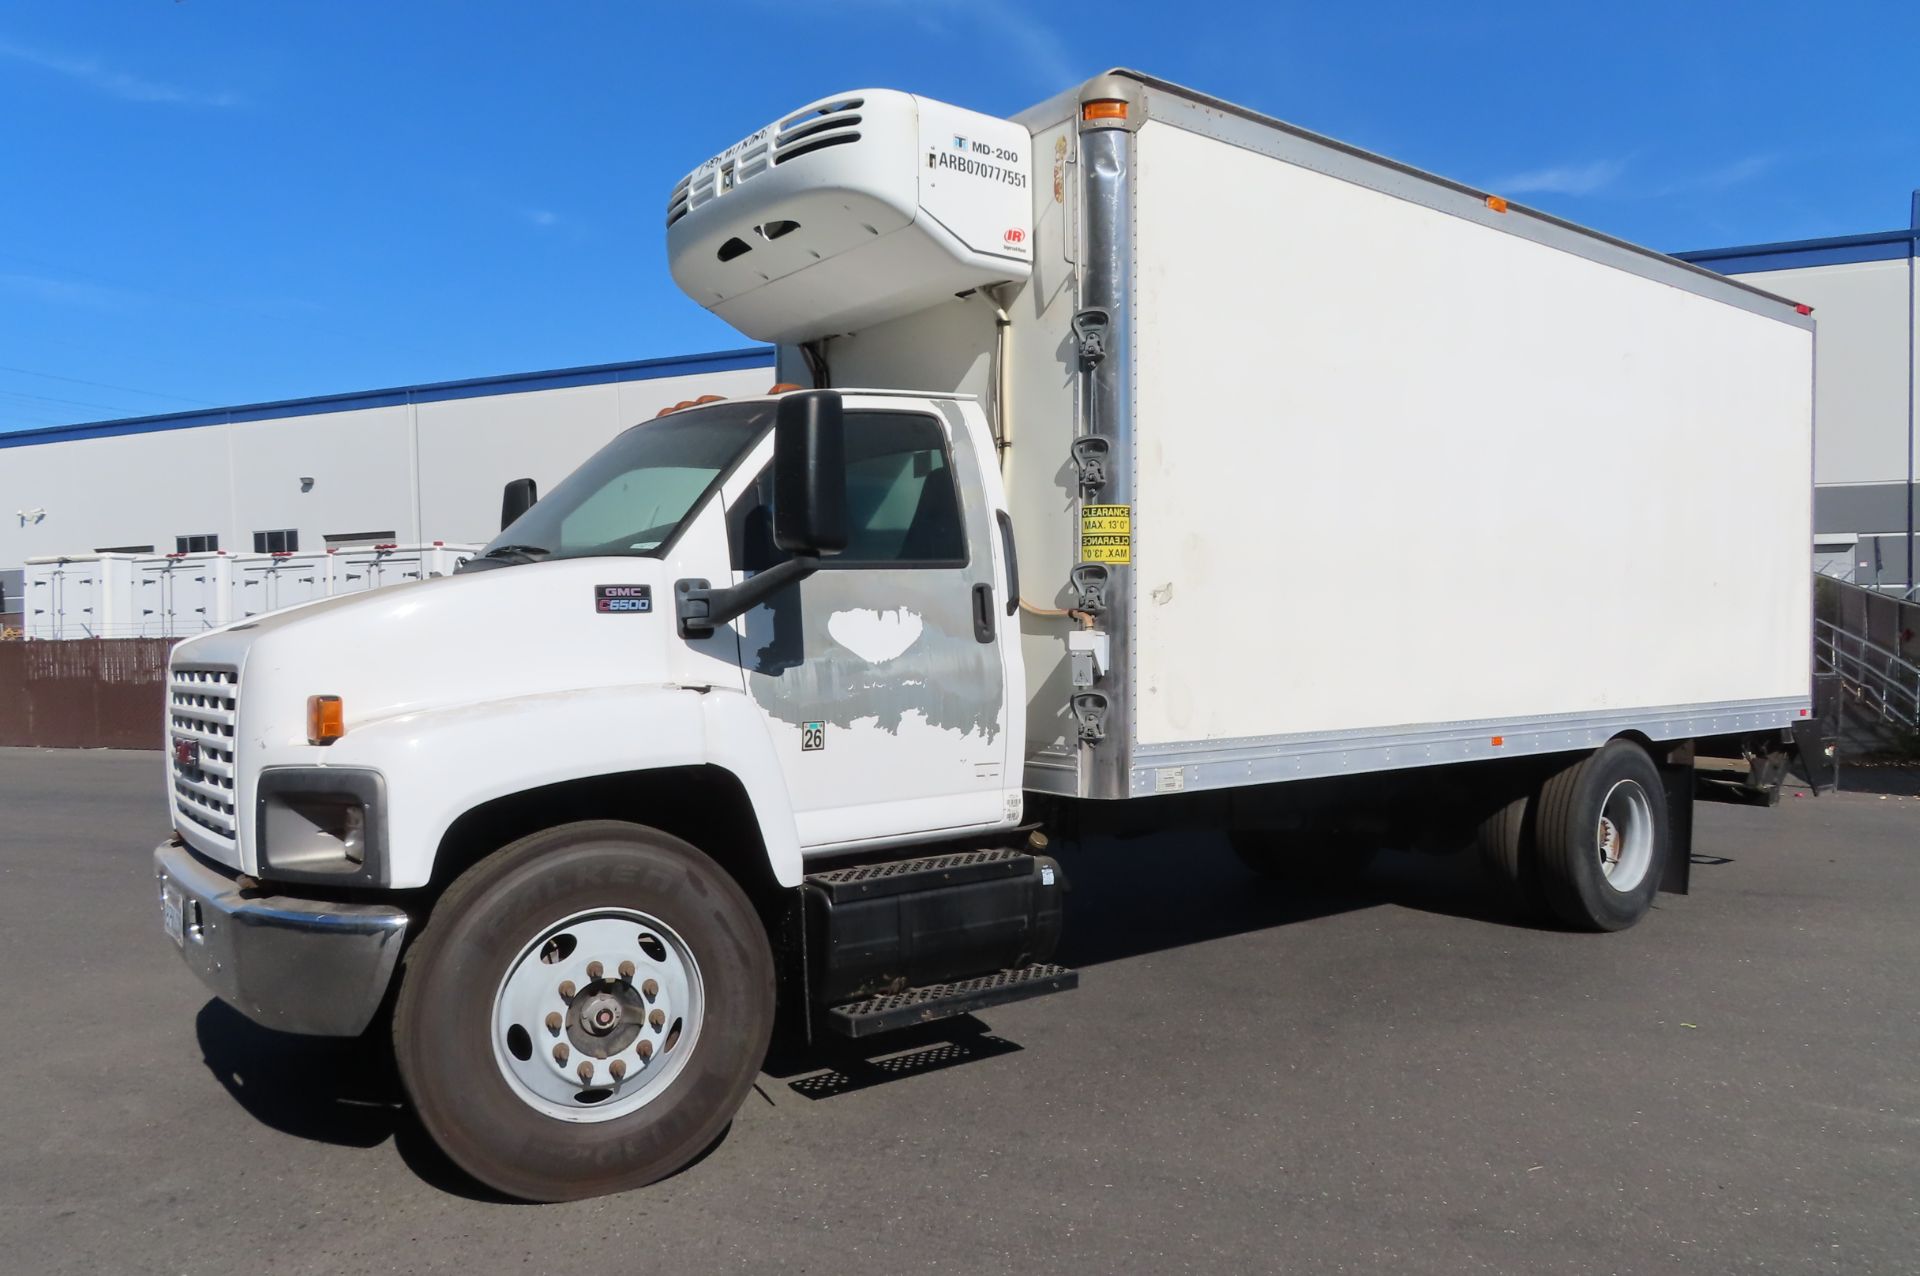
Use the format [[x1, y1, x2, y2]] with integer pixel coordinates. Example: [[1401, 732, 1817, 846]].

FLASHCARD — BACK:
[[500, 478, 538, 531], [772, 391, 847, 556]]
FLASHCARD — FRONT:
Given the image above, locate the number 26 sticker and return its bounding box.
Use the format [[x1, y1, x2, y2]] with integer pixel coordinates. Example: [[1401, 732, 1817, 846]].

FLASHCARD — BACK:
[[801, 722, 825, 751]]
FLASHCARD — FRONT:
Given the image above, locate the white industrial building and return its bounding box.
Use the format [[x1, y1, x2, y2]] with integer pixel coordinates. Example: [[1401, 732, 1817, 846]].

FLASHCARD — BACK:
[[2, 348, 774, 628], [1676, 195, 1919, 589]]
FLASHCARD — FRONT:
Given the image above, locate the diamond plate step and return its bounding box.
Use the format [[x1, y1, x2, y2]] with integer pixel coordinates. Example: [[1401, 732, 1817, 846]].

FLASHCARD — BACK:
[[823, 962, 1078, 1039], [804, 847, 1033, 903]]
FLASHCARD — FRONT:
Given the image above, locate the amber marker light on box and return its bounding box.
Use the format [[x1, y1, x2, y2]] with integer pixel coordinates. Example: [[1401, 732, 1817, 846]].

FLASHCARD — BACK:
[[307, 695, 345, 745]]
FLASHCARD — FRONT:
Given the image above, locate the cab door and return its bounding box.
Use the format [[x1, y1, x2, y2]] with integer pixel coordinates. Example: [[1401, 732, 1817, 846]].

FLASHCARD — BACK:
[[724, 398, 1020, 850]]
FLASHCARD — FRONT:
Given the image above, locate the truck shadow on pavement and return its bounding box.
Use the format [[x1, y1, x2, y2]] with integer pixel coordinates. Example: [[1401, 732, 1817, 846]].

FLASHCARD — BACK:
[[192, 833, 1607, 1195], [1050, 833, 1552, 970], [193, 1000, 523, 1203]]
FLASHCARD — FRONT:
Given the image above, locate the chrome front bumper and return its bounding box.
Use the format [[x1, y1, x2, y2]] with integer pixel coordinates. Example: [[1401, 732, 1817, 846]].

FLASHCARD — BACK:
[[153, 840, 409, 1037]]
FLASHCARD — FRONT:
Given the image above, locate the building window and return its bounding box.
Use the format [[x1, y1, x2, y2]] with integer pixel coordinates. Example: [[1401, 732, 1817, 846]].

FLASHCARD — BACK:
[[253, 529, 299, 553], [176, 534, 219, 554], [93, 544, 155, 554], [323, 530, 397, 548]]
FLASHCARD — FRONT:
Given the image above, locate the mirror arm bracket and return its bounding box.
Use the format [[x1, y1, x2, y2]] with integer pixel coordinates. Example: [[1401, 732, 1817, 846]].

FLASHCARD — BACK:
[[675, 554, 822, 639]]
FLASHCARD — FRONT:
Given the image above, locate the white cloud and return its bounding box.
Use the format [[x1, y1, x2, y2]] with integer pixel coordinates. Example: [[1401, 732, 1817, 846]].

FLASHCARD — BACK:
[[1656, 154, 1776, 195], [1488, 158, 1628, 197], [0, 37, 240, 107], [524, 209, 560, 228]]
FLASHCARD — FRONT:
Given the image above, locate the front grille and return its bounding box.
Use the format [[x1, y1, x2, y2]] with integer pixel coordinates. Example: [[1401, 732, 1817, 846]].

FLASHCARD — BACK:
[[170, 664, 239, 846]]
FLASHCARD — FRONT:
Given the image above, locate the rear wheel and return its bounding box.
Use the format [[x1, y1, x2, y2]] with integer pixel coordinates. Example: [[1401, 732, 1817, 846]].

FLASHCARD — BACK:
[[1533, 740, 1667, 931], [393, 820, 774, 1201], [1473, 789, 1550, 918]]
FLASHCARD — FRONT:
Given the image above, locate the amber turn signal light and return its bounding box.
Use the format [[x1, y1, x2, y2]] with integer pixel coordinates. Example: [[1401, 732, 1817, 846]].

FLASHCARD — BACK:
[[307, 695, 345, 745]]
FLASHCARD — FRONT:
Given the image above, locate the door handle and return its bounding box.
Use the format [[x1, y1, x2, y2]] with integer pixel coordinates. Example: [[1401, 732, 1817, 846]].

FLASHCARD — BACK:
[[972, 583, 995, 643], [995, 510, 1019, 617]]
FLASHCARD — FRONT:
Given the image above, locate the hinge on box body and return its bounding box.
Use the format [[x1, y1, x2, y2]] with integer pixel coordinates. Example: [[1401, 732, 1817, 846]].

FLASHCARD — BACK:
[[1071, 308, 1110, 371], [1070, 691, 1110, 744], [1068, 562, 1110, 615], [1070, 436, 1110, 497]]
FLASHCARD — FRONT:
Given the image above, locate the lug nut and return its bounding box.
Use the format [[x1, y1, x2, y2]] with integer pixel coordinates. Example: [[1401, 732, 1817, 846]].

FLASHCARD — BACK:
[[641, 978, 659, 1001], [649, 1008, 665, 1030], [577, 1061, 594, 1085], [636, 1039, 654, 1061], [609, 1059, 627, 1081], [618, 960, 635, 981], [586, 961, 604, 980], [553, 1043, 570, 1065], [558, 980, 576, 1000], [545, 1011, 562, 1034]]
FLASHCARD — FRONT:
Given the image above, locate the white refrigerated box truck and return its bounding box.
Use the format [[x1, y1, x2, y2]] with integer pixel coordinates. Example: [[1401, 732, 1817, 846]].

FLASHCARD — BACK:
[[152, 71, 1816, 1200]]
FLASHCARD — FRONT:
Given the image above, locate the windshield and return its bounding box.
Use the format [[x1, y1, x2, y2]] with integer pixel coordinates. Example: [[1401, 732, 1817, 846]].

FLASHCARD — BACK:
[[480, 402, 771, 562]]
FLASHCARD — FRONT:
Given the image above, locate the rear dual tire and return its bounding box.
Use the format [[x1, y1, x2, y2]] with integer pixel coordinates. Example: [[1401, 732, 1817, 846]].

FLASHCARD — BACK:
[[1480, 740, 1667, 931], [1533, 740, 1667, 932]]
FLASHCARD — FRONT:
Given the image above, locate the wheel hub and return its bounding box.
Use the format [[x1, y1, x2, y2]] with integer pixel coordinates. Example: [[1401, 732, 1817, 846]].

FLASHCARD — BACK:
[[491, 910, 704, 1122], [567, 982, 646, 1057], [1597, 816, 1621, 867], [1594, 780, 1655, 893]]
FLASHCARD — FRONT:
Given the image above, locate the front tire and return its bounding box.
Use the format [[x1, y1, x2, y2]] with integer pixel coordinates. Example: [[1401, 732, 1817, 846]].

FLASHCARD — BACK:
[[393, 821, 774, 1202], [1533, 741, 1667, 932]]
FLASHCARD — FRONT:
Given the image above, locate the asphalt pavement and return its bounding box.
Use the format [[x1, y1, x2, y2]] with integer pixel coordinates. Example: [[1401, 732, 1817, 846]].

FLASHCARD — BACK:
[[0, 747, 1914, 1275]]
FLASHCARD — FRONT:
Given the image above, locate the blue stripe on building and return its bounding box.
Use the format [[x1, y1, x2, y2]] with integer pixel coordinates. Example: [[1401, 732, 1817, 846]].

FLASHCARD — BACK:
[[0, 346, 776, 450], [1674, 194, 1920, 275]]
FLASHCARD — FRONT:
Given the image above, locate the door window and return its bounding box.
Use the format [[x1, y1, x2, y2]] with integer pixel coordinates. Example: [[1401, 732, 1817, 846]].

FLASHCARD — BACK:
[[730, 412, 966, 570]]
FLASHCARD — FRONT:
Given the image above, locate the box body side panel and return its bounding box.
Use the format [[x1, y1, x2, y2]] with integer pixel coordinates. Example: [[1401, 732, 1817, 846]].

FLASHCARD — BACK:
[[1129, 121, 1814, 750]]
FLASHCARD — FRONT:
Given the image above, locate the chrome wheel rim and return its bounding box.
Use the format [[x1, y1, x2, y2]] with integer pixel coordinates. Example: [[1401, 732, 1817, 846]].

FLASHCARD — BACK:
[[490, 907, 704, 1123], [1595, 779, 1655, 894]]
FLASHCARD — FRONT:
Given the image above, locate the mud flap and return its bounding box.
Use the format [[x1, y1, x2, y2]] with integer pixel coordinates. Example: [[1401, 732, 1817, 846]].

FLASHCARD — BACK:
[[1790, 672, 1840, 794], [1657, 753, 1694, 896]]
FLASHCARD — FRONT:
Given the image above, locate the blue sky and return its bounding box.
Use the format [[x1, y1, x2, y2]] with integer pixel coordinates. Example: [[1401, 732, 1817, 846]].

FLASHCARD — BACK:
[[2, 1, 1915, 434]]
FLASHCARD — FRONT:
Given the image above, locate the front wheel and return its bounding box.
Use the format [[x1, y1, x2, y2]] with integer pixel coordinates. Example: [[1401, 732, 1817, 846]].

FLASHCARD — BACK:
[[1533, 740, 1668, 932], [393, 821, 774, 1201]]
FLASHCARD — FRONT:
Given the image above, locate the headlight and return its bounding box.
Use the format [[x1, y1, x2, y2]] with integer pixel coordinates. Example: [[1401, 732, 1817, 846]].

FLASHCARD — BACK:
[[256, 767, 386, 884]]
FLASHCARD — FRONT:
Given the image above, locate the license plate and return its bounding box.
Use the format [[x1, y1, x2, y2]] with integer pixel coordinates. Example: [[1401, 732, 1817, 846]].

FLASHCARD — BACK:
[[160, 880, 186, 948]]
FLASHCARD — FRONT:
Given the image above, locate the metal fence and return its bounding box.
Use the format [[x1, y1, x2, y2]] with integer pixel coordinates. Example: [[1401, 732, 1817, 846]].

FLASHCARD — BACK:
[[0, 639, 174, 749]]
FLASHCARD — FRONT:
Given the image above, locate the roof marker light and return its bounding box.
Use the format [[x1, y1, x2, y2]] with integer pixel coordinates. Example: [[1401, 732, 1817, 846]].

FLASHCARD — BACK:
[[1484, 195, 1509, 213], [1082, 100, 1128, 121], [1795, 303, 1813, 315]]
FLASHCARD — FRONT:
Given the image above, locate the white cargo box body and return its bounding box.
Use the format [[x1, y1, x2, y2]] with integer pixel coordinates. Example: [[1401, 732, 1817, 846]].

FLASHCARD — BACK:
[[818, 73, 1816, 800]]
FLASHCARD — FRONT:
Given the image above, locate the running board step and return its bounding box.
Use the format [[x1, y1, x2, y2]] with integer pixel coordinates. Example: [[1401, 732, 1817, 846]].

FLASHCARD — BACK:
[[823, 963, 1078, 1039]]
